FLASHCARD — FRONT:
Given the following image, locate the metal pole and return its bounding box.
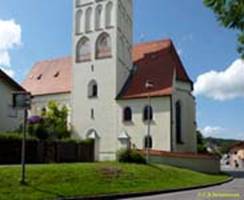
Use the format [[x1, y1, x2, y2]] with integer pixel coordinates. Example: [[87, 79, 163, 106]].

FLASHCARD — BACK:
[[20, 109, 28, 185], [146, 93, 151, 163]]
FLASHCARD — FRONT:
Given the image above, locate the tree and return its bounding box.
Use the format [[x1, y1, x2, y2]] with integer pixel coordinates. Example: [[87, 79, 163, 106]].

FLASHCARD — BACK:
[[28, 101, 70, 140], [204, 0, 244, 58], [197, 130, 207, 153], [42, 101, 70, 139]]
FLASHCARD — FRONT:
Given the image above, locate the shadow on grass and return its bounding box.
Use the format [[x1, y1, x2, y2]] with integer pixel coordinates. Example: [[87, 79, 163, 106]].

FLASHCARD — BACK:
[[24, 183, 65, 198], [147, 163, 167, 172]]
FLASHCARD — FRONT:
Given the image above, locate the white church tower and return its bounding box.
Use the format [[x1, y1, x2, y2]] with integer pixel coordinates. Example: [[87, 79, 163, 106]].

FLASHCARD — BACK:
[[72, 0, 133, 160]]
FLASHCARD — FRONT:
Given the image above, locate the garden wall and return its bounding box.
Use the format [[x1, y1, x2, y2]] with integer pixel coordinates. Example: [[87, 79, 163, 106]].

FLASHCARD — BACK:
[[0, 139, 94, 164], [139, 150, 220, 174]]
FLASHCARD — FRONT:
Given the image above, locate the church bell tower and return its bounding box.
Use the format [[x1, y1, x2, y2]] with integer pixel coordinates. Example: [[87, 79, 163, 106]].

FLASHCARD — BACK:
[[72, 0, 133, 160]]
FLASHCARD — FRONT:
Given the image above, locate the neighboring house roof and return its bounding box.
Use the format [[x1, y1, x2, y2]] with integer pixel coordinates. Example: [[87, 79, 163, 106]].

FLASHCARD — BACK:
[[230, 142, 244, 150], [0, 69, 25, 91], [22, 39, 192, 98]]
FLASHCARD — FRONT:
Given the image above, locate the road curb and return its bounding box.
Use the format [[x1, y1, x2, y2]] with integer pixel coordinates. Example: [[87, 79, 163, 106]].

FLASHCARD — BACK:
[[58, 177, 233, 200]]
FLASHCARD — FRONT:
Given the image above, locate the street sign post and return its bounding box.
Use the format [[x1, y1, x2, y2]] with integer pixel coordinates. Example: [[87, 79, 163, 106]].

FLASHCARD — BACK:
[[12, 92, 31, 185]]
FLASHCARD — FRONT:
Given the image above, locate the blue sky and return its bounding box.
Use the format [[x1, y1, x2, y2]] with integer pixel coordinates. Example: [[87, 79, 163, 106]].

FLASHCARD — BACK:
[[0, 0, 243, 140]]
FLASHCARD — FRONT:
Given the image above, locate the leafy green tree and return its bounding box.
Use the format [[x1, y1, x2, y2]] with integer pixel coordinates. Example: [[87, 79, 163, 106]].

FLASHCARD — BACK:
[[197, 130, 207, 153], [204, 0, 244, 58], [42, 101, 70, 139]]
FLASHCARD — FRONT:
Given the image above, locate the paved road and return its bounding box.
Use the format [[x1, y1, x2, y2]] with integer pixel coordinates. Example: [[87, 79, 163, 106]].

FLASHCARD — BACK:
[[123, 169, 244, 200]]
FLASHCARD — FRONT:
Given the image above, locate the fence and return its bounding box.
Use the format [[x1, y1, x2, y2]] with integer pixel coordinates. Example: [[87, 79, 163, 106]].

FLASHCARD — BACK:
[[0, 139, 94, 164]]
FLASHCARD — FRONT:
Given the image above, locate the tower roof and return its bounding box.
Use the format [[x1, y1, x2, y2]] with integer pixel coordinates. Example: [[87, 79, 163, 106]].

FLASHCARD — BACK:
[[22, 39, 192, 98]]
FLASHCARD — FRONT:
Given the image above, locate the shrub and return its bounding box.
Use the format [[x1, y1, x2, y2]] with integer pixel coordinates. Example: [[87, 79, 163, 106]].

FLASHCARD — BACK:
[[42, 101, 70, 139], [27, 101, 70, 140], [117, 149, 146, 164], [28, 116, 43, 124], [0, 132, 38, 141]]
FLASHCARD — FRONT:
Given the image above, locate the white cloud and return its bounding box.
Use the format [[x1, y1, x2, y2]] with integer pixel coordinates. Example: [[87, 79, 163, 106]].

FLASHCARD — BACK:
[[0, 19, 22, 78], [0, 19, 21, 51], [194, 59, 244, 101], [200, 126, 224, 137], [0, 51, 10, 66]]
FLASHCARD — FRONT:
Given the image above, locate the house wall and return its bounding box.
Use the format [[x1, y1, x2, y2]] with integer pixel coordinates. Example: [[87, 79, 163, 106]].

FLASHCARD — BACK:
[[117, 97, 172, 151], [229, 147, 244, 168], [0, 80, 24, 132], [173, 80, 197, 153]]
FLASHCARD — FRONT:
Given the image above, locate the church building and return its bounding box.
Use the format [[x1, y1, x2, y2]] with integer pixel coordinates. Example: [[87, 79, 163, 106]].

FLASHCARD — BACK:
[[23, 0, 197, 161]]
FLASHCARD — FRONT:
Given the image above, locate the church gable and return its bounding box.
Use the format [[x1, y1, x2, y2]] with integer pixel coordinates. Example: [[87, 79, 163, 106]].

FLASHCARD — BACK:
[[119, 39, 193, 99]]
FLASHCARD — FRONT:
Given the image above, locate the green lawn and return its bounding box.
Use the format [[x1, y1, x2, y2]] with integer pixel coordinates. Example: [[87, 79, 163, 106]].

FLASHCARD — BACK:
[[0, 163, 228, 200]]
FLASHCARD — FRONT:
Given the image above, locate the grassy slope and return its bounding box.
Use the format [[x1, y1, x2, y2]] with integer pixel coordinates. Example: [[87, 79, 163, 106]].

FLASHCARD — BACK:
[[0, 163, 228, 200]]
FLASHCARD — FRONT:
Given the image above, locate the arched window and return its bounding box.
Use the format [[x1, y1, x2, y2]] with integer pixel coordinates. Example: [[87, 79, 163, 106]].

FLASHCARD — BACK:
[[143, 105, 153, 121], [85, 7, 92, 32], [76, 37, 91, 62], [76, 9, 83, 34], [88, 80, 98, 98], [176, 101, 183, 144], [105, 2, 113, 27], [123, 107, 132, 122], [144, 135, 153, 149], [96, 32, 112, 59], [95, 5, 103, 30]]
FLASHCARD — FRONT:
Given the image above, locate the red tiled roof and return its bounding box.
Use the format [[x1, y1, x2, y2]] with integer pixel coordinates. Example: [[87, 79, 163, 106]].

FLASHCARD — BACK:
[[229, 142, 244, 150], [120, 39, 192, 99], [22, 39, 192, 98], [22, 57, 72, 96], [0, 69, 25, 91]]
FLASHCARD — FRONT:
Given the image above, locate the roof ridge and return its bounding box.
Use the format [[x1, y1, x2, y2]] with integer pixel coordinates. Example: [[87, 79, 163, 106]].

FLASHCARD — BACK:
[[134, 38, 172, 47], [35, 56, 71, 65]]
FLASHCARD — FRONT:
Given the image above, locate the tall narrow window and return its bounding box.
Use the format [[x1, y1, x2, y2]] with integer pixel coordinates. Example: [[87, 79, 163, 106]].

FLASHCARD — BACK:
[[76, 10, 83, 34], [88, 80, 98, 98], [76, 37, 91, 62], [105, 2, 113, 27], [143, 105, 153, 121], [95, 32, 112, 59], [123, 107, 132, 122], [91, 109, 95, 119], [85, 7, 92, 32], [144, 135, 153, 149], [95, 5, 103, 30], [176, 101, 183, 144]]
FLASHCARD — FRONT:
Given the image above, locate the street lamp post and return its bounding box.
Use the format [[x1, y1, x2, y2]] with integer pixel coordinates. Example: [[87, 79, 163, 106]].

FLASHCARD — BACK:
[[20, 109, 28, 185], [145, 80, 154, 163]]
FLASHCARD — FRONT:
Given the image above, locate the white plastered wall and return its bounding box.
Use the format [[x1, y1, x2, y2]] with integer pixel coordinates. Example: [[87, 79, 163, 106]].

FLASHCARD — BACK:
[[117, 97, 172, 151], [0, 80, 24, 132], [173, 80, 197, 153]]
